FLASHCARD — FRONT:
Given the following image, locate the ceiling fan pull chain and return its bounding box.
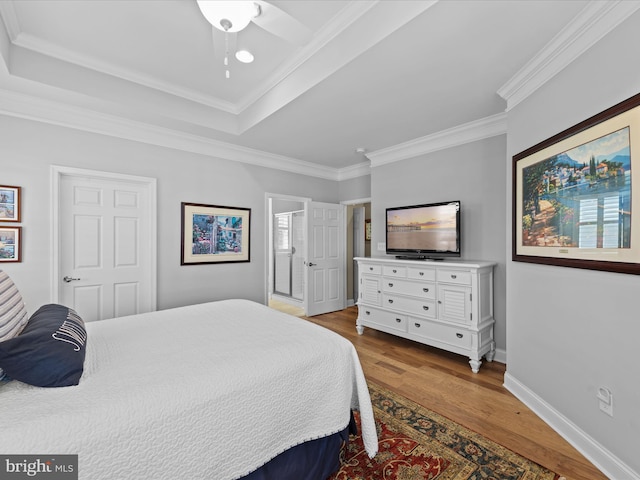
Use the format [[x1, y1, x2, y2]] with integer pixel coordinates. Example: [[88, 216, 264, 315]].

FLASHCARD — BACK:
[[223, 22, 231, 79]]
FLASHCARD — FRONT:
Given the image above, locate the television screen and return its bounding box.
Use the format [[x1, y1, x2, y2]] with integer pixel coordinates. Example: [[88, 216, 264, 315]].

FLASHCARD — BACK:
[[386, 200, 460, 258]]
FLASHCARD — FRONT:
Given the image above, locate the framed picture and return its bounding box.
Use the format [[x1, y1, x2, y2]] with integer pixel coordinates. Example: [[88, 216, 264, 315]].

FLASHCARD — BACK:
[[513, 92, 640, 275], [365, 219, 371, 241], [0, 226, 21, 263], [181, 202, 250, 265], [0, 185, 21, 222]]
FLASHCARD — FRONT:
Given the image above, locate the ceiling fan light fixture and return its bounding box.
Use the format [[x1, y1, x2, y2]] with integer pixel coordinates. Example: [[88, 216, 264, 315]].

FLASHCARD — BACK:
[[196, 0, 259, 33], [235, 49, 254, 63]]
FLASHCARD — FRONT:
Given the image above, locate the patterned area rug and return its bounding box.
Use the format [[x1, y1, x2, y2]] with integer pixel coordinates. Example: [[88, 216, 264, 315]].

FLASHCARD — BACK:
[[330, 382, 564, 480]]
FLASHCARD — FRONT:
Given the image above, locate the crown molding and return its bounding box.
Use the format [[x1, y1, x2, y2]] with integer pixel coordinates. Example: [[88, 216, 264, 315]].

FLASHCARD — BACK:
[[0, 88, 341, 181], [1, 0, 398, 127], [12, 32, 240, 114], [366, 112, 507, 168], [336, 161, 371, 181], [498, 0, 640, 110], [4, 2, 372, 118]]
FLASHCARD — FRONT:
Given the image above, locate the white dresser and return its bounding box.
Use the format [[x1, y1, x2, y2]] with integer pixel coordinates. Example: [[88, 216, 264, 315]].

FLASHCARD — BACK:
[[355, 257, 496, 373]]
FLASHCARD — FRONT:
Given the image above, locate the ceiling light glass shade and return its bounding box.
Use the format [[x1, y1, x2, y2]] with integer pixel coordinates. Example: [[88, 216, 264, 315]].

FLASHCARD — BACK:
[[235, 50, 254, 63], [196, 1, 258, 33]]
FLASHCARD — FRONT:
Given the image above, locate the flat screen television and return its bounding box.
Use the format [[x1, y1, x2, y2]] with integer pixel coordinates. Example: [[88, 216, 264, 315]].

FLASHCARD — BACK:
[[386, 200, 460, 260]]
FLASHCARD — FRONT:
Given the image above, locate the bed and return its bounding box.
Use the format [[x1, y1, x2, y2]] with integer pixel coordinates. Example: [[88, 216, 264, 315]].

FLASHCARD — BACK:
[[0, 296, 378, 480]]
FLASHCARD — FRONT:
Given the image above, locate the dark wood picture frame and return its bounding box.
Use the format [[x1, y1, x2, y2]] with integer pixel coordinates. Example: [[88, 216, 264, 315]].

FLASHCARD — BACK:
[[513, 92, 640, 275], [0, 185, 21, 223], [0, 226, 22, 263]]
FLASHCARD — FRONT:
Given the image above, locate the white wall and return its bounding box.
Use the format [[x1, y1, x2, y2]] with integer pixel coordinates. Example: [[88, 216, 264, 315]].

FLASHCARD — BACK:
[[0, 115, 338, 314], [369, 135, 507, 357], [505, 10, 640, 478]]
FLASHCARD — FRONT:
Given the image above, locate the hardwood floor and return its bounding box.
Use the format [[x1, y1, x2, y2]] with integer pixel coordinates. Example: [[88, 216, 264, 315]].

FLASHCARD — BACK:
[[298, 306, 608, 480]]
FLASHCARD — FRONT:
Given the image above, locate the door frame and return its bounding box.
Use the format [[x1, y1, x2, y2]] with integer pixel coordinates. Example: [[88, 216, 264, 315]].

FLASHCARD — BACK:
[[50, 165, 158, 308], [264, 193, 311, 307], [341, 197, 371, 306]]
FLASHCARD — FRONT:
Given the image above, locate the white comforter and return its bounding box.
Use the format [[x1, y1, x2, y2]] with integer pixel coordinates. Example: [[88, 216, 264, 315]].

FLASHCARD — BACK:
[[0, 299, 377, 480]]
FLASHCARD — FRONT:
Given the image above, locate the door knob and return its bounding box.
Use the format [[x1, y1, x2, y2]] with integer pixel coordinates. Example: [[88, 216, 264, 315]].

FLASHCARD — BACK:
[[63, 276, 81, 283], [308, 262, 316, 267]]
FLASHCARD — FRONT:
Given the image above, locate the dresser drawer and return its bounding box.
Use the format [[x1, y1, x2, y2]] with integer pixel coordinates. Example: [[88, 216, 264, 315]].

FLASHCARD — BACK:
[[382, 278, 435, 299], [437, 269, 471, 285], [361, 263, 382, 275], [408, 320, 471, 350], [383, 294, 436, 318], [358, 306, 407, 333], [407, 267, 436, 281], [383, 265, 407, 277]]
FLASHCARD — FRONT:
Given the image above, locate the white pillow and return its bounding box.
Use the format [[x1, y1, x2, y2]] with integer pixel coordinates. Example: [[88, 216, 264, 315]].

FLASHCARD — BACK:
[[0, 270, 28, 380]]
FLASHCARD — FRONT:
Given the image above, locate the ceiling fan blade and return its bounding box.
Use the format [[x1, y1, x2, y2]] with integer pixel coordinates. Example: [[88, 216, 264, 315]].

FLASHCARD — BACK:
[[252, 1, 312, 46], [212, 26, 237, 60]]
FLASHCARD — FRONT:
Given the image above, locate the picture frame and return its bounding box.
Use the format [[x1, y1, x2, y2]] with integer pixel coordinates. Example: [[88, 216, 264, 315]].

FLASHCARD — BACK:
[[365, 219, 371, 241], [181, 202, 250, 265], [0, 185, 21, 222], [0, 226, 22, 263], [513, 92, 640, 275]]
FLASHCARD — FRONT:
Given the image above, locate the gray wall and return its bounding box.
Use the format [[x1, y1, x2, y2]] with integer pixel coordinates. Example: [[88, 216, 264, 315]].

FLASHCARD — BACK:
[[506, 10, 640, 477], [0, 115, 338, 314], [370, 135, 507, 356], [338, 174, 371, 202]]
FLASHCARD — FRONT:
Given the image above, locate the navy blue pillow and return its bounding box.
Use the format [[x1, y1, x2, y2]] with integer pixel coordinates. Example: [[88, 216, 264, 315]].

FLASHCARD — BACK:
[[0, 304, 87, 387]]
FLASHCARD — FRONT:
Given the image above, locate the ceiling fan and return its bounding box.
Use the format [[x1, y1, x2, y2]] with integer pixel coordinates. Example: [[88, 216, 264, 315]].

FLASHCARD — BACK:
[[196, 1, 312, 76]]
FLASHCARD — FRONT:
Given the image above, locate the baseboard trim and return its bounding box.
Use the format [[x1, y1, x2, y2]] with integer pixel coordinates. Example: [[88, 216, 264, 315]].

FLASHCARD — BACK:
[[503, 372, 639, 480]]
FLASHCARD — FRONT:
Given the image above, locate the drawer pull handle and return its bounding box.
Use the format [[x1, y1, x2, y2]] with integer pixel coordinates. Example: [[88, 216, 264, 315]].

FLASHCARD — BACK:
[[451, 274, 457, 279], [395, 318, 402, 323], [423, 288, 429, 293], [369, 267, 374, 271], [423, 306, 429, 311], [419, 272, 424, 276], [392, 269, 397, 273], [365, 311, 371, 315], [414, 323, 421, 328], [456, 333, 463, 338], [388, 283, 394, 287], [388, 299, 394, 304]]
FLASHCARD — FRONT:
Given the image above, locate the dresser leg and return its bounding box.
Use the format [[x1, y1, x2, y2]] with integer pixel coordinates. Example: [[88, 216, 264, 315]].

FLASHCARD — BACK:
[[485, 342, 496, 362], [356, 324, 364, 335], [469, 358, 482, 373]]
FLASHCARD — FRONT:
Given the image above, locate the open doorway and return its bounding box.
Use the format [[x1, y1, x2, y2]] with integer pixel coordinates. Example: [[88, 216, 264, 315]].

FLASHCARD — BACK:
[[266, 194, 347, 317], [344, 200, 372, 306], [268, 195, 308, 316]]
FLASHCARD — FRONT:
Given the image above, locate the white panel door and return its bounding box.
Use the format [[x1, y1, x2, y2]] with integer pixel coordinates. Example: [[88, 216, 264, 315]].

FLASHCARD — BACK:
[[58, 172, 155, 321], [304, 201, 345, 316]]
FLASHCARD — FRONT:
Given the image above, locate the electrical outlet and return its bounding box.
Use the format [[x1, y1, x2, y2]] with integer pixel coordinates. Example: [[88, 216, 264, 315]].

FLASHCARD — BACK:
[[597, 387, 613, 417], [377, 242, 386, 252]]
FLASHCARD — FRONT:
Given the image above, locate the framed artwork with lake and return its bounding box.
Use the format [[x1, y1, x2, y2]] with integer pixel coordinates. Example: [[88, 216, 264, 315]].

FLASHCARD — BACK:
[[513, 93, 640, 275]]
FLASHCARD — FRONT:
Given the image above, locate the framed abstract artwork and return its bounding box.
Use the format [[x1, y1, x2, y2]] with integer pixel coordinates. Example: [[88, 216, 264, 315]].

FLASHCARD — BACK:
[[181, 202, 251, 265], [513, 93, 640, 274]]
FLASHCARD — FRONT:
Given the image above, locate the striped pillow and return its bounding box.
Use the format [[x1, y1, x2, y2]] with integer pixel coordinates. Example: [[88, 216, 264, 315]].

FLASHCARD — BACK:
[[0, 270, 28, 381]]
